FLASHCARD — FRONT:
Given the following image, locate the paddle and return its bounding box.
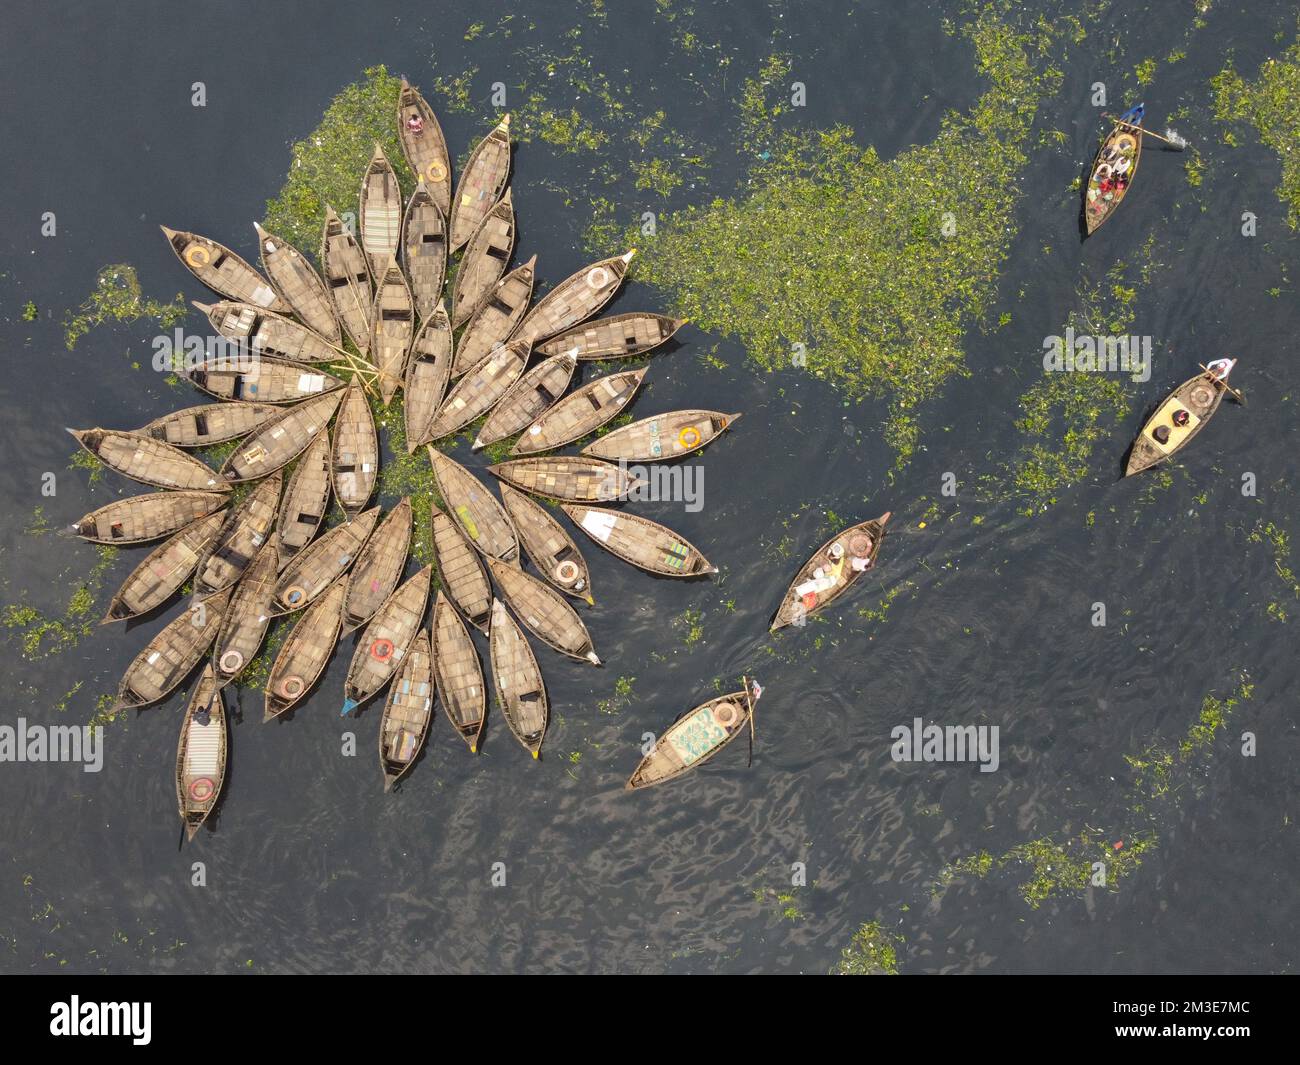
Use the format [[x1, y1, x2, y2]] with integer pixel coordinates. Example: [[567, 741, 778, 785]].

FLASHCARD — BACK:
[[745, 676, 758, 768], [1199, 364, 1247, 405], [1103, 114, 1188, 150]]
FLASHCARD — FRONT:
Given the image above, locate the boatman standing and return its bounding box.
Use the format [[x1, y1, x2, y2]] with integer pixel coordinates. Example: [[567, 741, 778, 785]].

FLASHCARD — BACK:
[[1205, 357, 1236, 380]]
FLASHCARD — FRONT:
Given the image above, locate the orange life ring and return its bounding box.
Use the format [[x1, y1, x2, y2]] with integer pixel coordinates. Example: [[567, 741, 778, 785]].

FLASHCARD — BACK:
[[1190, 385, 1214, 407], [712, 701, 740, 728], [218, 650, 244, 674], [554, 560, 580, 585], [425, 160, 447, 183], [189, 777, 215, 802], [282, 585, 307, 607], [279, 675, 305, 699], [370, 638, 395, 661], [184, 244, 211, 269], [677, 426, 702, 449], [1116, 133, 1137, 153], [585, 266, 610, 290]]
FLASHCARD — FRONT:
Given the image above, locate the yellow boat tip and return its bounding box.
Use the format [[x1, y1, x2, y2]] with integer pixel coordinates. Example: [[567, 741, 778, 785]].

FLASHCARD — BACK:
[[532, 750, 539, 759], [918, 521, 927, 528], [470, 746, 477, 754]]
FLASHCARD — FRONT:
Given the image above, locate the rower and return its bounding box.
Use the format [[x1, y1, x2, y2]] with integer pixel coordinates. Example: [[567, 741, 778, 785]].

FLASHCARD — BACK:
[[1204, 357, 1236, 380], [1172, 408, 1190, 428], [406, 112, 424, 134]]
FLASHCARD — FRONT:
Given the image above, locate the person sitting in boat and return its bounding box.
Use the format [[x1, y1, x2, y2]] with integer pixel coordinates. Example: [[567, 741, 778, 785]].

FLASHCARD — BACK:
[[1172, 408, 1190, 428], [1098, 175, 1114, 194], [1153, 425, 1172, 445], [1205, 357, 1236, 380], [1115, 174, 1128, 193], [1114, 155, 1131, 175], [406, 112, 424, 134]]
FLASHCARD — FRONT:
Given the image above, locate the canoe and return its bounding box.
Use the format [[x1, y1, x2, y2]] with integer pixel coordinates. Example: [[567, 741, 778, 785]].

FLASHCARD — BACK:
[[320, 204, 373, 353], [342, 497, 413, 635], [403, 302, 454, 450], [433, 591, 486, 751], [397, 79, 452, 215], [453, 255, 536, 377], [489, 456, 641, 503], [626, 679, 759, 790], [451, 189, 515, 327], [112, 587, 232, 714], [192, 471, 283, 597], [219, 391, 342, 483], [196, 300, 344, 363], [426, 447, 519, 561], [186, 355, 343, 405], [369, 258, 416, 403], [142, 401, 281, 448], [341, 566, 432, 714], [511, 367, 648, 455], [200, 464, 282, 571], [431, 505, 492, 632], [254, 222, 341, 342], [488, 598, 547, 757], [331, 383, 379, 518], [474, 351, 577, 450], [561, 504, 715, 577], [515, 250, 635, 348], [379, 629, 434, 790], [211, 534, 280, 687], [359, 144, 402, 277], [176, 666, 227, 840], [581, 410, 740, 463], [770, 513, 891, 631], [449, 114, 512, 251], [160, 226, 290, 312], [263, 577, 347, 721], [68, 429, 227, 493], [1084, 108, 1144, 236], [498, 483, 593, 603], [1125, 367, 1234, 476], [537, 312, 686, 361], [275, 430, 332, 566], [401, 181, 447, 323], [272, 507, 380, 614], [68, 491, 227, 544], [425, 338, 529, 441], [101, 513, 226, 624], [486, 558, 599, 665]]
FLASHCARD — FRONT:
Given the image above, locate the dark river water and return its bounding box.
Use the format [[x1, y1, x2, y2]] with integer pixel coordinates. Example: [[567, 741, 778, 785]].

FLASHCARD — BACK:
[[0, 0, 1295, 973]]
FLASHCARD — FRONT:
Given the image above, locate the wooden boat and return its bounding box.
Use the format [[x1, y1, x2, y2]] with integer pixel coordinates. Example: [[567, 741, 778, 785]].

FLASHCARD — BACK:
[[561, 504, 715, 577], [264, 577, 347, 721], [397, 79, 452, 215], [211, 534, 280, 687], [474, 352, 577, 450], [486, 558, 599, 664], [68, 429, 227, 492], [1125, 365, 1235, 476], [142, 401, 281, 448], [537, 312, 686, 361], [196, 300, 344, 363], [1085, 105, 1144, 236], [67, 491, 227, 544], [515, 250, 635, 347], [369, 258, 416, 403], [426, 448, 519, 561], [403, 302, 454, 450], [449, 114, 512, 251], [498, 483, 593, 603], [451, 190, 515, 327], [489, 456, 641, 503], [488, 598, 547, 757], [511, 368, 648, 455], [401, 181, 447, 323], [431, 506, 492, 632], [253, 222, 341, 342], [160, 226, 290, 312], [433, 591, 486, 751], [176, 666, 227, 840], [192, 471, 283, 597], [101, 513, 226, 624], [425, 338, 529, 441], [331, 383, 379, 518], [219, 391, 342, 483], [186, 354, 342, 405], [341, 566, 432, 714], [112, 587, 232, 714], [581, 410, 740, 463], [770, 513, 891, 631], [378, 629, 434, 790], [453, 255, 536, 377], [342, 497, 412, 634], [320, 204, 373, 353], [272, 507, 379, 614], [275, 430, 332, 566], [359, 144, 402, 277], [626, 678, 759, 790]]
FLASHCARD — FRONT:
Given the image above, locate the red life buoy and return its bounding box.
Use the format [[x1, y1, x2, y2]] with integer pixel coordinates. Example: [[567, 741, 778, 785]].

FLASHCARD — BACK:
[[370, 638, 395, 661], [189, 777, 215, 802]]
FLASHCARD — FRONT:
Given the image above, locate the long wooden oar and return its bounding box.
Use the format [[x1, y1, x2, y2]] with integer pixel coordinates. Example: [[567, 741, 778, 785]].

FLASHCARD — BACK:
[[1106, 116, 1187, 149], [1199, 364, 1247, 405]]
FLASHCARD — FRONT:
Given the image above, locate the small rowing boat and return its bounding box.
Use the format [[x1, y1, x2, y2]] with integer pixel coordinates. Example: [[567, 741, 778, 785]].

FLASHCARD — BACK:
[[426, 447, 519, 562], [451, 189, 515, 327], [397, 79, 452, 215], [141, 401, 281, 448], [254, 222, 341, 342], [67, 491, 227, 544], [581, 410, 739, 463], [561, 504, 715, 577], [488, 598, 547, 757], [1085, 104, 1144, 236], [401, 181, 447, 323], [626, 678, 759, 791], [68, 429, 227, 492], [536, 312, 686, 361], [1125, 362, 1238, 476], [113, 587, 231, 714], [331, 383, 379, 518], [369, 258, 415, 403], [211, 534, 280, 687], [424, 338, 529, 441], [474, 351, 577, 450], [342, 566, 432, 715], [433, 590, 486, 751], [275, 429, 332, 566], [770, 512, 891, 631], [378, 629, 434, 790], [272, 507, 380, 614], [264, 577, 347, 721], [101, 513, 226, 624], [320, 204, 373, 353], [449, 114, 512, 251], [160, 226, 290, 312], [185, 355, 342, 405], [486, 557, 599, 664], [176, 666, 227, 840], [359, 144, 402, 277], [219, 392, 342, 483], [515, 250, 634, 348], [192, 470, 283, 597], [431, 505, 492, 632], [510, 367, 648, 455], [195, 300, 344, 363], [498, 482, 593, 604], [342, 497, 413, 635], [488, 456, 641, 503], [453, 256, 537, 377], [403, 302, 454, 450]]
